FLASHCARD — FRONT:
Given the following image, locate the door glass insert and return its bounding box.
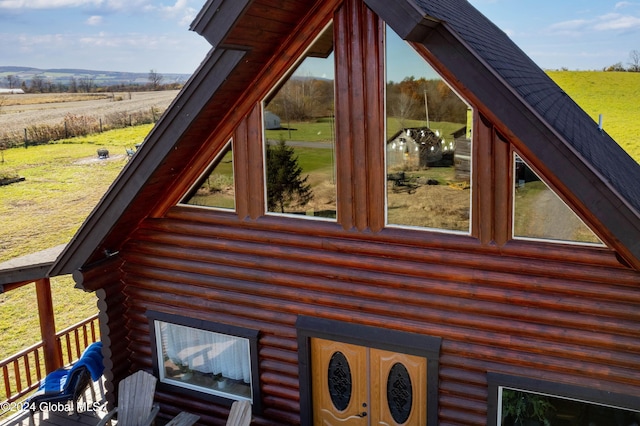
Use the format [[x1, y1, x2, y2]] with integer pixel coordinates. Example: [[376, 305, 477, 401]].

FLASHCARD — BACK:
[[327, 351, 353, 411], [263, 23, 336, 219], [387, 362, 413, 424], [513, 154, 603, 245], [385, 25, 472, 233]]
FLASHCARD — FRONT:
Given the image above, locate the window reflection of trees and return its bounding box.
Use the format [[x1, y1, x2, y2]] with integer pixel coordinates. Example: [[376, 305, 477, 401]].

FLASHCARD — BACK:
[[386, 27, 472, 233], [263, 23, 336, 219]]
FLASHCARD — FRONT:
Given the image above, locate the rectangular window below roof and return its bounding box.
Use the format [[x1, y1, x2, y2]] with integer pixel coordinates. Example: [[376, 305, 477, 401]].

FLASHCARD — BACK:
[[488, 373, 640, 426], [148, 311, 260, 409]]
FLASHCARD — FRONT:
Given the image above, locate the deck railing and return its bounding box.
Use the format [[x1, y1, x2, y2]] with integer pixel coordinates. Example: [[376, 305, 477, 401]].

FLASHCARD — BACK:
[[56, 314, 100, 367], [0, 314, 99, 417]]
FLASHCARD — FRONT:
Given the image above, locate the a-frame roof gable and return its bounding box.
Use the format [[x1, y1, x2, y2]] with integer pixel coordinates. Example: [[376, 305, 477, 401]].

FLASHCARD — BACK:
[[50, 0, 640, 276], [367, 0, 640, 267]]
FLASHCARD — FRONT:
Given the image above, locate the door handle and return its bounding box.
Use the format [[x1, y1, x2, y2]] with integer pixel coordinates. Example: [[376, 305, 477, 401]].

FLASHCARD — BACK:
[[357, 402, 368, 417]]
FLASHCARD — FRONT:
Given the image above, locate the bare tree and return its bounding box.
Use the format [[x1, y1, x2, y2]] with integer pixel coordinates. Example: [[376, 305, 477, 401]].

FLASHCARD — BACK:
[[68, 76, 78, 93], [78, 76, 96, 93], [30, 74, 45, 92], [148, 69, 164, 90], [628, 50, 640, 72], [6, 74, 20, 89]]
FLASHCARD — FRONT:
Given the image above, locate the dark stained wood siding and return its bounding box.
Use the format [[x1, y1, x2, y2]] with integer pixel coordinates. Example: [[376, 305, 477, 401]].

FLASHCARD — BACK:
[[334, 0, 385, 232], [117, 209, 640, 425]]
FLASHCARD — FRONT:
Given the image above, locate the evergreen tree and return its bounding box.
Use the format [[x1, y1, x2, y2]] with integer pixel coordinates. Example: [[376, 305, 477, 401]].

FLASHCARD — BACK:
[[266, 139, 313, 213]]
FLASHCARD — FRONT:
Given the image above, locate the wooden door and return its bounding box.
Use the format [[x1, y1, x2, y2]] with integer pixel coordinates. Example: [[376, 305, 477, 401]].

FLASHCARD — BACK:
[[311, 338, 427, 426], [312, 338, 369, 425], [369, 349, 427, 425]]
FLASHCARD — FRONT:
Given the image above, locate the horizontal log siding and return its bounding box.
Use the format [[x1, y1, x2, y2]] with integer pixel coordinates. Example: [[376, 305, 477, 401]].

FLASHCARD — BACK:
[[115, 209, 640, 425]]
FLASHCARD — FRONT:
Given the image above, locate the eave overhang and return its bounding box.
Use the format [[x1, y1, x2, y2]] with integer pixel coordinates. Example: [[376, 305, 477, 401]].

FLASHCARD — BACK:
[[0, 244, 65, 292]]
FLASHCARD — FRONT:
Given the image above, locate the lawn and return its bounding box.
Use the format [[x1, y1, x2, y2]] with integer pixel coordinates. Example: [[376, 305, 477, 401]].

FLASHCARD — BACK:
[[547, 71, 640, 161], [0, 124, 153, 359]]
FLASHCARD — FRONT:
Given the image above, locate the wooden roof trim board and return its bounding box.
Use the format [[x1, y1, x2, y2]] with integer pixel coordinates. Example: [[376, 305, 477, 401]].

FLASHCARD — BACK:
[[189, 0, 253, 49], [47, 0, 640, 278]]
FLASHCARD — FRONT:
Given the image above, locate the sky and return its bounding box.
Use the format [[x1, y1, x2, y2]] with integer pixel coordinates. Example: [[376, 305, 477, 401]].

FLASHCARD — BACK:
[[0, 0, 639, 76]]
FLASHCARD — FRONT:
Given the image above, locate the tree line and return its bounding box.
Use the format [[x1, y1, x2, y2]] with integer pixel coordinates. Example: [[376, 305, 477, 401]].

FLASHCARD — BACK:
[[2, 69, 180, 94], [265, 75, 466, 126], [603, 50, 640, 72], [387, 76, 467, 126]]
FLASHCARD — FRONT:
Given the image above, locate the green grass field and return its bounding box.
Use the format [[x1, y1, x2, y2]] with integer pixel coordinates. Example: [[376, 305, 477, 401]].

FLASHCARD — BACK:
[[547, 71, 640, 161], [0, 124, 153, 359], [1, 71, 638, 362]]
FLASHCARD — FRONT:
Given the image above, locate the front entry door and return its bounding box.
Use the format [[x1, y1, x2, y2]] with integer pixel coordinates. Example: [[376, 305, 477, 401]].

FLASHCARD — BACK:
[[311, 338, 427, 425]]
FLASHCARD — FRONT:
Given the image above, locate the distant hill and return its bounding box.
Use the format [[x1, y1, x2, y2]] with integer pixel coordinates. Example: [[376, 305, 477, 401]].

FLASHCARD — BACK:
[[0, 66, 191, 87]]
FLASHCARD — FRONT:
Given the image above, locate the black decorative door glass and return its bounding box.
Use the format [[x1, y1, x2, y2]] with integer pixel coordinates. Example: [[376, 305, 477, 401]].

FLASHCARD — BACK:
[[328, 351, 352, 411], [387, 362, 413, 423]]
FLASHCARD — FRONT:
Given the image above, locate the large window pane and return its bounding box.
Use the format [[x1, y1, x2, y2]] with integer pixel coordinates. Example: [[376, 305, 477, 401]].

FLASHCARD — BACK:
[[154, 320, 252, 401], [513, 154, 602, 245], [263, 23, 336, 219], [385, 26, 472, 232], [500, 387, 640, 426]]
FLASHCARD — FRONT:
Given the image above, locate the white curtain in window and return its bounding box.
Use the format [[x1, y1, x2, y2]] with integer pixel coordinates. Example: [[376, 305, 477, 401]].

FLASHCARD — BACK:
[[160, 322, 251, 383]]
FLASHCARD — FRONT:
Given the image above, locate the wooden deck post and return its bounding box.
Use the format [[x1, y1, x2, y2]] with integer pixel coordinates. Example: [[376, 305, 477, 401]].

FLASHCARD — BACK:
[[35, 278, 62, 373]]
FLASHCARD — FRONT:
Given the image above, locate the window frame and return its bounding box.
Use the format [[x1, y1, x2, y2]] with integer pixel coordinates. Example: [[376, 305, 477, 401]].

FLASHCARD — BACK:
[[487, 372, 640, 425], [147, 310, 261, 412]]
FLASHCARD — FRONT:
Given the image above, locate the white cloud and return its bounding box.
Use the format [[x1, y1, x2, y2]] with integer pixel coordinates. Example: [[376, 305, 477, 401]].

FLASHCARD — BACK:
[[547, 8, 640, 36], [548, 19, 589, 32], [0, 0, 102, 9], [594, 13, 640, 30], [613, 1, 640, 10], [149, 0, 199, 26], [86, 15, 103, 25]]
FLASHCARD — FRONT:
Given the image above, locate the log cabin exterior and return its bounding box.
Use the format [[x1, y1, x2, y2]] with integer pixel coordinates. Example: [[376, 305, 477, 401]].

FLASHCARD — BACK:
[[50, 0, 640, 424]]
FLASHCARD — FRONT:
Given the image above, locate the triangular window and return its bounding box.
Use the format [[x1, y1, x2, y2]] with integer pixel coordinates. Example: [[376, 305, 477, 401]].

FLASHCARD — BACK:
[[385, 25, 472, 233], [180, 140, 235, 210], [513, 154, 602, 245], [262, 23, 336, 219]]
